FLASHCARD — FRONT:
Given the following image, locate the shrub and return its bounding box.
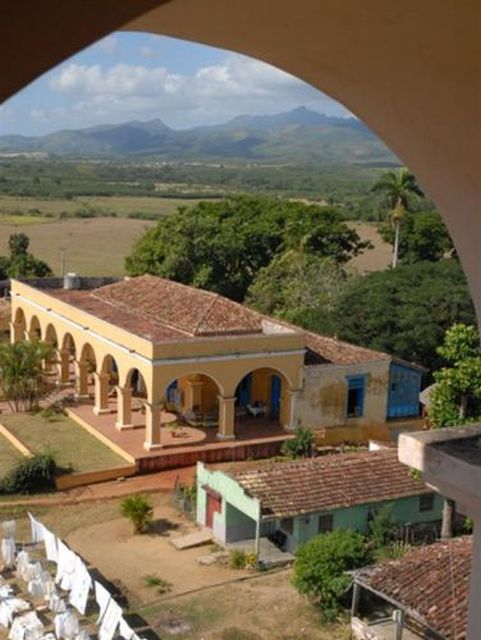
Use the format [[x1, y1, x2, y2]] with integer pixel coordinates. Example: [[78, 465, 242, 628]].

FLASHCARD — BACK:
[[0, 453, 57, 495], [292, 529, 371, 619], [368, 504, 397, 550], [281, 425, 315, 458], [229, 548, 248, 569], [121, 494, 153, 534]]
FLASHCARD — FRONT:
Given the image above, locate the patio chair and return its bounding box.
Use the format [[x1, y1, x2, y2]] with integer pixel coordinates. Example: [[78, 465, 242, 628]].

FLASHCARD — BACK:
[[184, 406, 203, 427], [246, 401, 267, 417]]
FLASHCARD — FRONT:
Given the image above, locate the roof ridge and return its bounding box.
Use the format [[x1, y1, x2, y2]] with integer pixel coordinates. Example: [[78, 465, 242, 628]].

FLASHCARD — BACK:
[[191, 292, 222, 335]]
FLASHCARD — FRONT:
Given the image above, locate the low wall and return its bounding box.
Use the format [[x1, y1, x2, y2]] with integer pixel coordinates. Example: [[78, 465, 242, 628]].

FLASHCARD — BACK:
[[314, 419, 423, 446], [138, 438, 288, 473], [55, 464, 137, 490], [0, 422, 33, 457]]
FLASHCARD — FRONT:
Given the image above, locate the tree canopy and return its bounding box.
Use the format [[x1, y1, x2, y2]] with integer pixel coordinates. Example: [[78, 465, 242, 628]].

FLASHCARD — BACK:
[[0, 233, 52, 279], [333, 260, 476, 373], [429, 324, 481, 427], [246, 251, 346, 334], [125, 196, 369, 301], [378, 211, 454, 263]]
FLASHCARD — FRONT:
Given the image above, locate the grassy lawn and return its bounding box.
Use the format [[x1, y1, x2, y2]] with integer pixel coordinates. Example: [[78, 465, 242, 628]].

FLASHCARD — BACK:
[[1, 413, 126, 473], [0, 434, 23, 478]]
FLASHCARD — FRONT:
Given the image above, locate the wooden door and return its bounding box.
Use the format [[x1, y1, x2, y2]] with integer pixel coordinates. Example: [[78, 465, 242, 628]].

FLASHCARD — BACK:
[[206, 492, 222, 529]]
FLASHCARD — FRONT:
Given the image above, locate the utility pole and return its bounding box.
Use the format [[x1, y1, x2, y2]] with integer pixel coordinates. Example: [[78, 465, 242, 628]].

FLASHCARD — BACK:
[[60, 248, 66, 276]]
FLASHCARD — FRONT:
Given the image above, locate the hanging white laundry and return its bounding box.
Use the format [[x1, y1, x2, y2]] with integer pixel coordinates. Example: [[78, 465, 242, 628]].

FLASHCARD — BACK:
[[98, 599, 122, 640], [8, 611, 43, 640], [1, 538, 16, 568], [27, 514, 44, 545], [118, 617, 135, 640], [74, 630, 90, 640], [54, 611, 79, 640], [15, 551, 30, 581], [0, 602, 12, 628], [69, 558, 92, 616], [48, 594, 66, 614], [94, 581, 111, 624], [56, 543, 77, 590], [2, 521, 15, 539], [42, 528, 58, 564]]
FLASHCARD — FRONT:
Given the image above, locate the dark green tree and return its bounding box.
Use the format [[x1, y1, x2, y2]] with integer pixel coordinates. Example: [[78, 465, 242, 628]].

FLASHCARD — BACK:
[[378, 210, 454, 263], [246, 252, 347, 333], [428, 323, 481, 538], [126, 196, 369, 302], [333, 260, 476, 373], [292, 529, 371, 619], [0, 233, 52, 279]]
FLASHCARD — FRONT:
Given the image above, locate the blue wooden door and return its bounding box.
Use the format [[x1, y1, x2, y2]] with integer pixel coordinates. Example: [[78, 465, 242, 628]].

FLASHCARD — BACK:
[[236, 373, 252, 406], [270, 375, 282, 419], [167, 379, 178, 403]]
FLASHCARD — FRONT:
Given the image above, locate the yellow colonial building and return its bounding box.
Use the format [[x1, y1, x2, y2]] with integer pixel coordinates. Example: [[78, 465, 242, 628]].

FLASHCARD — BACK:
[[9, 275, 424, 453]]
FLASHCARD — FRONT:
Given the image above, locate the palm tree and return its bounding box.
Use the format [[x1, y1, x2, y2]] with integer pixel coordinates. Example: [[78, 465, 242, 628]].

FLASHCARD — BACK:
[[372, 168, 424, 268], [0, 341, 53, 412]]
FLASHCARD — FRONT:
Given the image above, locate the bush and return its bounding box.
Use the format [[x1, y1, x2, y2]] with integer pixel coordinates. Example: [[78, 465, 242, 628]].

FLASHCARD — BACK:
[[0, 453, 57, 495], [121, 494, 153, 534], [229, 549, 248, 569], [292, 529, 371, 619], [281, 425, 315, 458], [368, 504, 397, 550]]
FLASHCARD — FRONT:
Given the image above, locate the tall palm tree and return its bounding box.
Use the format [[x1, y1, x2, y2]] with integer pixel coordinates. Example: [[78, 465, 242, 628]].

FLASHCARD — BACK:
[[372, 168, 424, 268]]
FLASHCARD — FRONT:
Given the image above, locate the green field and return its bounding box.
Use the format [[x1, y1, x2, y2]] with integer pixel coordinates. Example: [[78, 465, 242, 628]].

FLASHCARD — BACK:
[[1, 413, 126, 473], [0, 434, 23, 478]]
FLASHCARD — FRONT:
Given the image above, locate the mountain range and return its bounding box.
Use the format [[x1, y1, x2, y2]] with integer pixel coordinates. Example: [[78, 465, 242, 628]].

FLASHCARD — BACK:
[[0, 107, 398, 165]]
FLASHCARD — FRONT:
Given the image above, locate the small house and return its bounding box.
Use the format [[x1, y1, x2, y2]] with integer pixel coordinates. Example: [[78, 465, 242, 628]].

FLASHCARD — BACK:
[[196, 449, 443, 555]]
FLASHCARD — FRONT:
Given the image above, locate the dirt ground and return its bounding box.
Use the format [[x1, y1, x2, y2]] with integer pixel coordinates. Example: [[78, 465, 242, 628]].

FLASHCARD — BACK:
[[348, 221, 391, 273], [66, 497, 245, 606]]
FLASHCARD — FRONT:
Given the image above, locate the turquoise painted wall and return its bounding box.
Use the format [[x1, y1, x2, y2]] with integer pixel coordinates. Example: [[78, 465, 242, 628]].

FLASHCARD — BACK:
[[197, 462, 443, 552], [196, 462, 260, 543], [292, 493, 444, 550]]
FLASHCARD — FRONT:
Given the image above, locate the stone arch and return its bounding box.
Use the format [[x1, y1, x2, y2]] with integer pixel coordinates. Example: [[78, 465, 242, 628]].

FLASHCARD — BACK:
[[80, 342, 97, 372], [164, 372, 222, 426], [29, 315, 42, 341], [125, 367, 148, 399], [234, 366, 291, 426], [61, 332, 77, 356], [44, 323, 58, 348], [12, 307, 27, 342]]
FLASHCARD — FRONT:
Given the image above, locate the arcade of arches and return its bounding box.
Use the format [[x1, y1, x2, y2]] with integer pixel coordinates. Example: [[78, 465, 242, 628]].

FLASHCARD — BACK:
[[10, 280, 304, 450]]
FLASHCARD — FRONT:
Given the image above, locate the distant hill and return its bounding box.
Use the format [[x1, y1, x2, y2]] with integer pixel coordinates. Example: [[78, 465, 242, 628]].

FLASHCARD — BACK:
[[0, 107, 398, 165]]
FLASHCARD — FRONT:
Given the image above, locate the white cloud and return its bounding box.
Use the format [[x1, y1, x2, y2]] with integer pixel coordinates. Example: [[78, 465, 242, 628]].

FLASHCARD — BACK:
[[139, 46, 156, 59], [43, 54, 349, 130], [97, 36, 117, 55]]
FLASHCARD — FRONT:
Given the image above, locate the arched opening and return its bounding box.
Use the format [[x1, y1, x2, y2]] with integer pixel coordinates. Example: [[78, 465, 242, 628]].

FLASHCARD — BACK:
[[29, 316, 41, 341], [164, 373, 222, 429], [11, 307, 26, 343], [234, 367, 291, 433], [57, 332, 76, 386]]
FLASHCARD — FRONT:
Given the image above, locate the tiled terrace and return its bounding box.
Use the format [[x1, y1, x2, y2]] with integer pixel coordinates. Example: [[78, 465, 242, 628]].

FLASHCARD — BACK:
[[66, 394, 292, 472]]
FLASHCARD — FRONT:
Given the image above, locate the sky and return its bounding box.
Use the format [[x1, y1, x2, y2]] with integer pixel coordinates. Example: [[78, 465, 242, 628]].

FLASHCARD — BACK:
[[0, 32, 351, 137]]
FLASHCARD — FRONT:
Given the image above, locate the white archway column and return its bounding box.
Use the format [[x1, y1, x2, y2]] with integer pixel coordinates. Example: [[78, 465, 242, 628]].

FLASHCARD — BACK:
[[57, 349, 70, 386], [115, 385, 133, 430], [285, 388, 302, 430], [217, 395, 236, 440], [10, 321, 24, 344], [74, 360, 89, 400], [93, 371, 110, 414], [185, 378, 203, 410], [144, 401, 162, 450]]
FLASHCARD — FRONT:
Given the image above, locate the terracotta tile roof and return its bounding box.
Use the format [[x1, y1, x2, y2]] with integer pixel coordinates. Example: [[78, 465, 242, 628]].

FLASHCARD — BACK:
[[40, 275, 265, 341], [355, 536, 471, 640], [303, 330, 390, 365], [229, 449, 431, 518]]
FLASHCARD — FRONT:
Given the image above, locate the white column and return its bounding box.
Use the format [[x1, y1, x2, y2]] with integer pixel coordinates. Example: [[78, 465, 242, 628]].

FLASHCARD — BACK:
[[115, 385, 133, 430], [217, 395, 236, 440], [74, 359, 89, 399], [286, 389, 302, 430], [93, 372, 110, 414], [144, 401, 162, 450]]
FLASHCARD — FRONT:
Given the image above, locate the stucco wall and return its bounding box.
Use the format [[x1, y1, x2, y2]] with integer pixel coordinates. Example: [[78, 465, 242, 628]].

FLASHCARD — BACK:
[[290, 493, 443, 551], [295, 360, 390, 432], [196, 462, 260, 544]]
